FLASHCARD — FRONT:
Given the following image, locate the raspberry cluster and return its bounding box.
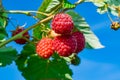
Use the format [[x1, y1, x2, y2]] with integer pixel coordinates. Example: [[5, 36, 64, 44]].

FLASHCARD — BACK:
[[11, 13, 85, 59], [36, 13, 85, 59]]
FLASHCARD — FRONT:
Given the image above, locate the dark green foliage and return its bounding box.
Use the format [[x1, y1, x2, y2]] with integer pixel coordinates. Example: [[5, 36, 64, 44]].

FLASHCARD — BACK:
[[16, 43, 73, 80], [0, 47, 17, 67]]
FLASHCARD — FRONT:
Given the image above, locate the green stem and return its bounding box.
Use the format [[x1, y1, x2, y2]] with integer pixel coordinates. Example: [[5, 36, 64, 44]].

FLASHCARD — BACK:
[[0, 14, 54, 47], [22, 37, 35, 45], [0, 33, 23, 47], [106, 5, 113, 22], [1, 10, 49, 16]]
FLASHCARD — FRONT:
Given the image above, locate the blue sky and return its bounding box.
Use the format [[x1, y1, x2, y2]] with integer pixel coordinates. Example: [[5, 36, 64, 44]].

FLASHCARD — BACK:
[[1, 0, 120, 80]]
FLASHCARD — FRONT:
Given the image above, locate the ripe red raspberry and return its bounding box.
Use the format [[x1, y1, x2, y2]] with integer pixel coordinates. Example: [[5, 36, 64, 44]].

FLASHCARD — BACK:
[[12, 27, 30, 44], [72, 31, 85, 53], [51, 13, 74, 35], [53, 35, 77, 57], [36, 38, 54, 59]]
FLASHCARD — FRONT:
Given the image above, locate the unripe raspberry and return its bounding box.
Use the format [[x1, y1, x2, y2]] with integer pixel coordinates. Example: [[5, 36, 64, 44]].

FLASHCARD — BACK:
[[53, 35, 77, 57], [12, 27, 30, 44], [111, 22, 120, 30], [51, 13, 74, 35], [36, 38, 54, 59], [72, 31, 85, 53], [71, 55, 81, 66]]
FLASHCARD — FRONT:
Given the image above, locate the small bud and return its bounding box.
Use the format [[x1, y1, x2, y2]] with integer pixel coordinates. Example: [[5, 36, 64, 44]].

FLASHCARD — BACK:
[[111, 22, 120, 30]]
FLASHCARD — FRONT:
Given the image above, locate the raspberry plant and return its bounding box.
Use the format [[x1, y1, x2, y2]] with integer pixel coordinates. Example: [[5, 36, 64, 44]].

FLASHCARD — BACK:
[[0, 0, 120, 80]]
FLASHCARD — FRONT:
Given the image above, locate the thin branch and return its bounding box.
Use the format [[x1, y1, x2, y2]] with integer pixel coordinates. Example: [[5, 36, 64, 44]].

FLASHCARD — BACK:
[[106, 8, 113, 22], [1, 10, 49, 16], [22, 37, 35, 45]]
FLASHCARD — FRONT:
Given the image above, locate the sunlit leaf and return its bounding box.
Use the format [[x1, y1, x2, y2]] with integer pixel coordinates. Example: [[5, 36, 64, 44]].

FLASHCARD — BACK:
[[62, 0, 75, 9], [97, 5, 107, 14], [104, 0, 120, 16], [37, 0, 52, 20], [67, 10, 104, 49], [37, 0, 62, 20], [85, 0, 105, 7], [46, 0, 61, 12], [88, 0, 120, 16], [0, 47, 17, 67]]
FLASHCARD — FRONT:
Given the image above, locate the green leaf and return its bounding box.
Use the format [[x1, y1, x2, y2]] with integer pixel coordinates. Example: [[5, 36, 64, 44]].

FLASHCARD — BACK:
[[105, 0, 120, 16], [16, 43, 35, 71], [0, 2, 8, 28], [85, 0, 105, 7], [88, 0, 120, 16], [0, 1, 8, 42], [67, 10, 104, 49], [105, 0, 120, 6], [62, 0, 75, 9], [37, 0, 52, 20], [23, 56, 72, 80], [16, 44, 73, 80], [37, 0, 62, 20], [46, 0, 61, 12], [0, 13, 8, 28], [0, 47, 17, 67], [0, 27, 8, 42], [85, 0, 107, 15], [97, 5, 107, 14]]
